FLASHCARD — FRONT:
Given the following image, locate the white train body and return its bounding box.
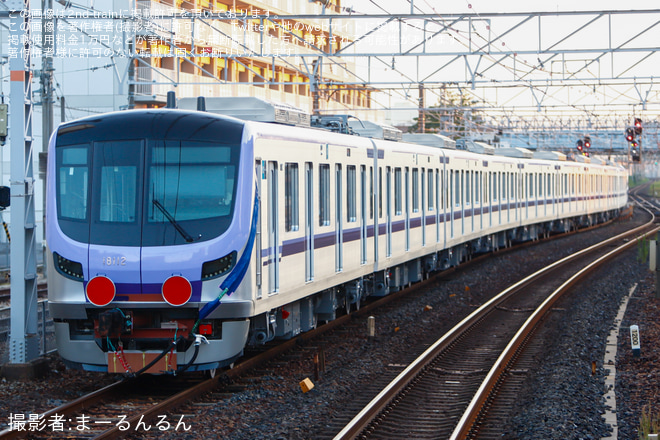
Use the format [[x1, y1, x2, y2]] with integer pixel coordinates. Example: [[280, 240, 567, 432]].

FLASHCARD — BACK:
[[47, 103, 627, 373]]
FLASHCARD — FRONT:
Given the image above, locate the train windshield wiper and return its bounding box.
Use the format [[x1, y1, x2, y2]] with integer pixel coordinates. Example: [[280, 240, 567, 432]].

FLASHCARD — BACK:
[[152, 199, 194, 243]]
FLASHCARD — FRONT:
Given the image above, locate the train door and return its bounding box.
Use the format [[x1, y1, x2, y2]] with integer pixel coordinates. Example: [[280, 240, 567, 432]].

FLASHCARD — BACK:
[[441, 168, 447, 249], [465, 170, 472, 233], [360, 165, 367, 264], [563, 173, 568, 215], [267, 161, 279, 294], [460, 170, 465, 235], [386, 166, 392, 257], [549, 173, 553, 216], [305, 162, 314, 282], [254, 159, 263, 299], [477, 171, 482, 231], [493, 172, 499, 227], [421, 168, 427, 247], [335, 164, 343, 272], [513, 172, 518, 223], [486, 171, 492, 229], [450, 170, 455, 239], [502, 172, 507, 224], [434, 168, 441, 245], [405, 167, 411, 250], [527, 173, 532, 220]]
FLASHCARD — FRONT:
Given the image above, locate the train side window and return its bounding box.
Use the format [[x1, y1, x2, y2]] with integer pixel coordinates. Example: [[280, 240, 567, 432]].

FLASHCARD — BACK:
[[475, 171, 480, 204], [465, 170, 471, 205], [421, 168, 426, 212], [285, 163, 299, 232], [510, 173, 515, 199], [454, 170, 460, 207], [395, 167, 402, 215], [428, 169, 434, 211], [443, 170, 448, 209], [486, 171, 490, 203], [500, 172, 505, 200], [347, 165, 356, 223], [379, 167, 383, 218], [319, 164, 330, 226], [412, 168, 419, 212], [492, 172, 497, 201], [548, 174, 552, 197], [369, 167, 374, 220]]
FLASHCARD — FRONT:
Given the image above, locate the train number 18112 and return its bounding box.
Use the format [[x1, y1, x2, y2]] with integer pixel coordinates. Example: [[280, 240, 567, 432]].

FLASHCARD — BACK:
[[103, 256, 127, 266]]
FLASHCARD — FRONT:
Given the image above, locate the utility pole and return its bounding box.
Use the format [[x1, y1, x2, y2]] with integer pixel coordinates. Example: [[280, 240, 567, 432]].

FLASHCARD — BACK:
[[8, 0, 40, 364], [40, 0, 54, 279], [418, 83, 425, 133]]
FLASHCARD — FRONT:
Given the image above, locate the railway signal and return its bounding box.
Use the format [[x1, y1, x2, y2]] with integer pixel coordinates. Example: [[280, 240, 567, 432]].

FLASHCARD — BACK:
[[583, 136, 591, 148], [634, 118, 643, 135], [576, 139, 583, 152], [625, 128, 634, 142]]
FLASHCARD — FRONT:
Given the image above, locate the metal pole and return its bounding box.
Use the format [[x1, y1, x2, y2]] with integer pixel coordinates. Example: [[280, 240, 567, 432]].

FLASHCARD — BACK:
[[41, 0, 53, 280], [8, 0, 40, 364]]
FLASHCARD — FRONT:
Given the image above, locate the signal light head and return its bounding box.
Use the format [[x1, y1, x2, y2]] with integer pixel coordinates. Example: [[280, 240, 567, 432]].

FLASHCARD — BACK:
[[625, 128, 634, 142], [634, 118, 642, 134], [583, 136, 591, 148], [162, 275, 192, 306], [576, 139, 583, 151], [86, 276, 116, 307]]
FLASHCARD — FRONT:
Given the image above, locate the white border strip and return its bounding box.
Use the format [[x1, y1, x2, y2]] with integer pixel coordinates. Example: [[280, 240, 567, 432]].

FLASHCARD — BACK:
[[601, 283, 637, 440]]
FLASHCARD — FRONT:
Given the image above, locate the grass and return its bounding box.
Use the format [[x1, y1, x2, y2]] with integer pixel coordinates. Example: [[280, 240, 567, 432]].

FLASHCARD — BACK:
[[639, 405, 660, 439]]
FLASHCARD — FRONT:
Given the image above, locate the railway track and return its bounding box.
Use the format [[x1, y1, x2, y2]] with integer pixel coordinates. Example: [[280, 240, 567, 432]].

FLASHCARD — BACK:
[[0, 202, 645, 439], [333, 201, 657, 440]]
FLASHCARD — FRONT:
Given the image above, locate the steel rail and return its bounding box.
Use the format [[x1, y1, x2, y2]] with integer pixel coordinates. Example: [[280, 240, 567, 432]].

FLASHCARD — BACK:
[[333, 204, 654, 440], [0, 380, 128, 440], [450, 209, 659, 438]]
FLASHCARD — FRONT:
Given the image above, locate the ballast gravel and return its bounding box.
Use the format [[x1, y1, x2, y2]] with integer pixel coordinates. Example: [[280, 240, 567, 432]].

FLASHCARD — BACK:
[[0, 208, 658, 440]]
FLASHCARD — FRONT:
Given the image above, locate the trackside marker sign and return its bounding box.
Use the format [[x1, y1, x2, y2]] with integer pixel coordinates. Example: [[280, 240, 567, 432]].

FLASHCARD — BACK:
[[630, 325, 641, 358]]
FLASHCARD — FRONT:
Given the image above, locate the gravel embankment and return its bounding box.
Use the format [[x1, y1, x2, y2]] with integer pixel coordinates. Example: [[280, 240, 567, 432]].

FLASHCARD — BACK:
[[1, 209, 657, 440]]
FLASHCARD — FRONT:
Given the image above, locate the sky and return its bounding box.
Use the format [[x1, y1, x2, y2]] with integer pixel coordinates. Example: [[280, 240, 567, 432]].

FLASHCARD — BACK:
[[341, 0, 660, 127]]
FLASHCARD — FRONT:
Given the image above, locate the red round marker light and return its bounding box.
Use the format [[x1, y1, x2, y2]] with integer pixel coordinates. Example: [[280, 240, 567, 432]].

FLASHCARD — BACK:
[[86, 276, 116, 307], [162, 276, 192, 306]]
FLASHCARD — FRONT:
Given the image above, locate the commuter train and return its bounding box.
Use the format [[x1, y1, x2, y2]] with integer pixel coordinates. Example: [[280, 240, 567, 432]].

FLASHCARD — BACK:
[[47, 97, 628, 374]]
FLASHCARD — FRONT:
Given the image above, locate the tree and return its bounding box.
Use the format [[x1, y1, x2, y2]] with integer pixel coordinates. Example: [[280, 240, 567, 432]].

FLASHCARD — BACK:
[[408, 88, 485, 140]]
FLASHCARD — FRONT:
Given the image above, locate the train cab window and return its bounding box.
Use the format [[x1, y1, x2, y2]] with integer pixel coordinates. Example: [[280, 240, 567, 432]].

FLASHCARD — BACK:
[[285, 163, 299, 231], [101, 163, 137, 223], [347, 165, 356, 223], [57, 145, 89, 222], [319, 164, 330, 226]]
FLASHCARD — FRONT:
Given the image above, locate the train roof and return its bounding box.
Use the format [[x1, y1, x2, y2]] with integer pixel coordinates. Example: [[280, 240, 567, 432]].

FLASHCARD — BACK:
[[402, 133, 456, 150], [55, 109, 245, 145], [178, 97, 311, 128]]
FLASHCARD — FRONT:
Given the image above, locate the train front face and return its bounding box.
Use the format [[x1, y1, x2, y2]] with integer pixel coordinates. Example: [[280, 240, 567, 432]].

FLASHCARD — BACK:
[[47, 110, 254, 373]]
